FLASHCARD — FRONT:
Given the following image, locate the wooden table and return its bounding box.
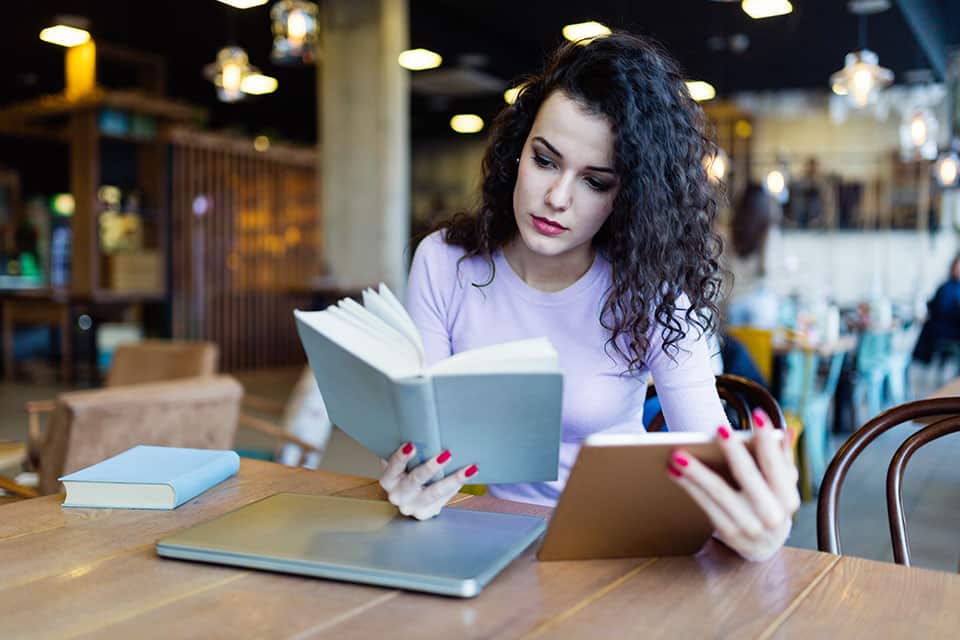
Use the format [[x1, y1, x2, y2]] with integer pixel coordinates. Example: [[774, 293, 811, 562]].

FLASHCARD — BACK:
[[1, 460, 958, 639]]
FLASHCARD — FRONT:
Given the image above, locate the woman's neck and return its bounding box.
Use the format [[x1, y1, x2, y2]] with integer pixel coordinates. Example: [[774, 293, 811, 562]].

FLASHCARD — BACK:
[[502, 239, 595, 293]]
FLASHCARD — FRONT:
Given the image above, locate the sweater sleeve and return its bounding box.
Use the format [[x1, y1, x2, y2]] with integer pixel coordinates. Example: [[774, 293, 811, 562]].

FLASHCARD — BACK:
[[644, 303, 727, 433], [404, 231, 456, 366]]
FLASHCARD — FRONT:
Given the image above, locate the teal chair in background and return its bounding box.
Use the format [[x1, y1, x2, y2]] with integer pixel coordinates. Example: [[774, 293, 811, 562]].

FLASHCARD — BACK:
[[780, 348, 845, 494]]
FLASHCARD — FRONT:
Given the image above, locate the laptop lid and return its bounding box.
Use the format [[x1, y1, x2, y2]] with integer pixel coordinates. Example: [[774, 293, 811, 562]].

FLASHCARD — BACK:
[[156, 493, 545, 598]]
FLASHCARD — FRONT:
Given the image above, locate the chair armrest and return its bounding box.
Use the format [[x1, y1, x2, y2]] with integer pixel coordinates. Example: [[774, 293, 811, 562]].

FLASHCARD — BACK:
[[237, 413, 323, 467], [25, 399, 56, 449], [241, 394, 287, 417]]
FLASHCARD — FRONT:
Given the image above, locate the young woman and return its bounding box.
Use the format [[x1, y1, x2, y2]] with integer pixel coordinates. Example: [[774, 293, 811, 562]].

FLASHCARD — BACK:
[[379, 32, 800, 561]]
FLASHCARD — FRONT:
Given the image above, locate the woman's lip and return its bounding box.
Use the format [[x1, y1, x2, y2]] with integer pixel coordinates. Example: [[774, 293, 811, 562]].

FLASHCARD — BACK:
[[531, 215, 568, 230]]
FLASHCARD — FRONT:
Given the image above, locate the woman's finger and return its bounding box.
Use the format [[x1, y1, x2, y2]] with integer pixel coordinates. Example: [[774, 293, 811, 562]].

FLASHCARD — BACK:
[[411, 464, 478, 520], [379, 442, 416, 493], [752, 410, 801, 515], [668, 465, 740, 541], [716, 425, 785, 530], [393, 449, 453, 499], [671, 447, 766, 540]]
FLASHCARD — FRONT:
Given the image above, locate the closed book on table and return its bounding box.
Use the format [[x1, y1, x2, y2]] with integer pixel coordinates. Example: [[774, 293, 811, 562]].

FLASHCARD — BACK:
[[59, 445, 240, 509]]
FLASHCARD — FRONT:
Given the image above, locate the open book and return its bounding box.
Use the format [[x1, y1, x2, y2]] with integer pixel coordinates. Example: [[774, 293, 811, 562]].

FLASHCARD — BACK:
[[293, 284, 563, 484]]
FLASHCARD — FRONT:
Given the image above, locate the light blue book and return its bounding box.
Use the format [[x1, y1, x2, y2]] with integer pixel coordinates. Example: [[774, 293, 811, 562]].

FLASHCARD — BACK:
[[293, 284, 563, 484], [59, 445, 240, 509]]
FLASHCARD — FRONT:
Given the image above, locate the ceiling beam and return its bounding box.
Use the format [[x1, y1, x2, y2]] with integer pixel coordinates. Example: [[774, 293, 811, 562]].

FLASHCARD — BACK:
[[895, 0, 947, 80]]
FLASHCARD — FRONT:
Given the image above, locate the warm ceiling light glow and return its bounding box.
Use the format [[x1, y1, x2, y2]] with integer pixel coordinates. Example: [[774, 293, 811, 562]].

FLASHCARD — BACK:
[[39, 25, 91, 47], [398, 48, 442, 71], [254, 135, 271, 152], [241, 73, 278, 95], [734, 120, 753, 139], [830, 49, 893, 108], [216, 0, 269, 8], [685, 81, 716, 102], [765, 169, 786, 196], [450, 114, 484, 134], [562, 21, 611, 43], [741, 0, 793, 19], [934, 151, 960, 188], [504, 85, 524, 105], [705, 149, 729, 183]]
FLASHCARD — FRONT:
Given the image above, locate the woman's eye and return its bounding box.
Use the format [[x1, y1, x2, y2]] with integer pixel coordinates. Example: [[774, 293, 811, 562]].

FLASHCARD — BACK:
[[532, 154, 553, 168], [585, 177, 612, 192]]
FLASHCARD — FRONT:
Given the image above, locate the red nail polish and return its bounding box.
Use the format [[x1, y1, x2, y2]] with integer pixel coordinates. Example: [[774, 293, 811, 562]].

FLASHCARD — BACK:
[[667, 464, 683, 478], [465, 464, 478, 478], [672, 453, 689, 467], [718, 425, 731, 440], [402, 442, 413, 455], [436, 450, 451, 464], [752, 409, 764, 428]]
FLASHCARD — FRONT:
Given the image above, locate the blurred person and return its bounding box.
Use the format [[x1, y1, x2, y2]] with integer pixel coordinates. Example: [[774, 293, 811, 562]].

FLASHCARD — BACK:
[[912, 253, 960, 365], [377, 32, 799, 562], [724, 183, 782, 330]]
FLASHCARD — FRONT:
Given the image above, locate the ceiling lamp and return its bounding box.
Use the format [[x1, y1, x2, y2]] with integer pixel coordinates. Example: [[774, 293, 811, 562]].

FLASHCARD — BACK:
[[934, 150, 960, 188], [39, 15, 91, 47], [829, 49, 893, 108], [562, 21, 611, 44], [241, 73, 279, 95], [741, 0, 793, 19], [204, 46, 258, 103], [450, 114, 484, 134], [705, 148, 729, 183], [899, 108, 938, 161], [504, 84, 524, 105], [398, 48, 442, 71], [830, 0, 893, 109], [271, 1, 320, 65], [216, 0, 268, 8], [685, 81, 716, 102]]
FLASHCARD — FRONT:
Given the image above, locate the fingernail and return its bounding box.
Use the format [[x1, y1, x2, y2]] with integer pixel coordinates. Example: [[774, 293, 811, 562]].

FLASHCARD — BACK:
[[436, 450, 451, 464], [667, 464, 683, 478], [752, 409, 764, 428], [465, 464, 478, 478], [718, 425, 731, 440], [402, 442, 414, 455], [672, 452, 689, 467]]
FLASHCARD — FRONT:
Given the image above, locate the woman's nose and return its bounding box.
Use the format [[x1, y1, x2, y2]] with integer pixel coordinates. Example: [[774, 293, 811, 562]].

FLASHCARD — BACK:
[[545, 174, 573, 211]]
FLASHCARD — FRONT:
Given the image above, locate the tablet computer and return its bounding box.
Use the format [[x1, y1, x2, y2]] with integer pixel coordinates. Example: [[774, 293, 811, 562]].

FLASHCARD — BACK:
[[537, 430, 780, 561]]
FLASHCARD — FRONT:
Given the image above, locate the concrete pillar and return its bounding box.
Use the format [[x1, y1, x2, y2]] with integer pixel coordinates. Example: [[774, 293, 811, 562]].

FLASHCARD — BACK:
[[319, 0, 410, 294]]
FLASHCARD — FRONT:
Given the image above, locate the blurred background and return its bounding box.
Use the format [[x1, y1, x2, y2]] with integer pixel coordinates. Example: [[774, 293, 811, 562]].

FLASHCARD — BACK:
[[1, 0, 960, 570]]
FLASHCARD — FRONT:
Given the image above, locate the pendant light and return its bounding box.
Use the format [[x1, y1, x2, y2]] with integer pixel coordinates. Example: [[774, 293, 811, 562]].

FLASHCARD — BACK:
[[829, 1, 893, 109], [270, 0, 320, 65], [204, 46, 259, 103]]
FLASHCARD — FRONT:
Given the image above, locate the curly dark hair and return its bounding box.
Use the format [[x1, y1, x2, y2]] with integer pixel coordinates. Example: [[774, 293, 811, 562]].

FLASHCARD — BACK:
[[427, 31, 724, 372]]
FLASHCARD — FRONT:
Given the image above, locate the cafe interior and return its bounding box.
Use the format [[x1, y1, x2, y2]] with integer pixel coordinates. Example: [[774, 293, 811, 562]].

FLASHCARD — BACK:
[[2, 0, 960, 634]]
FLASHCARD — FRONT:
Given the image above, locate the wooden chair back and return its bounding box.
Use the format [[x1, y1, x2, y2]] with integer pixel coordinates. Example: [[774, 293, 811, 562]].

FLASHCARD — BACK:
[[37, 375, 242, 494], [105, 340, 218, 387], [647, 373, 786, 432], [817, 396, 960, 566]]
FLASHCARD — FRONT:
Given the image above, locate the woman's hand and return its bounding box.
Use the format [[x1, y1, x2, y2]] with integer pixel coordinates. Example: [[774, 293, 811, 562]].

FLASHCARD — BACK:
[[378, 443, 479, 520], [667, 408, 801, 561]]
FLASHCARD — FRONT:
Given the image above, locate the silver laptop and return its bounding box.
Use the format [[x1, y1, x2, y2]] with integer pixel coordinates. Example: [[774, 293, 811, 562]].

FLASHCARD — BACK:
[[155, 493, 545, 598]]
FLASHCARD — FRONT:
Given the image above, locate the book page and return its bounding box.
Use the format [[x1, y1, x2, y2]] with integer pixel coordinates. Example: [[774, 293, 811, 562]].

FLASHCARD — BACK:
[[298, 310, 422, 379], [362, 286, 426, 366], [334, 298, 422, 365], [427, 337, 560, 375]]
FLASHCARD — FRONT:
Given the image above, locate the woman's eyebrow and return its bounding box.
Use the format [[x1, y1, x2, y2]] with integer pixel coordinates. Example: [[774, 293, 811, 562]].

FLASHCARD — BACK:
[[533, 136, 615, 174]]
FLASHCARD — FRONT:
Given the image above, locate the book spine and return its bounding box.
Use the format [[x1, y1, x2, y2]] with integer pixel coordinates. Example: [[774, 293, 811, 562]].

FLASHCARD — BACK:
[[168, 451, 241, 508], [392, 377, 443, 473]]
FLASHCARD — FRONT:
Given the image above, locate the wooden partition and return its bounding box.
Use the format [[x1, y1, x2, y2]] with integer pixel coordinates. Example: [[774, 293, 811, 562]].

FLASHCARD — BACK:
[[169, 129, 321, 371]]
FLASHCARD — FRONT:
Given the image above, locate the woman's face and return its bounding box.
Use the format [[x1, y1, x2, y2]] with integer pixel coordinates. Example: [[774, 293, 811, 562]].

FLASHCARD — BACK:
[[512, 90, 620, 263]]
